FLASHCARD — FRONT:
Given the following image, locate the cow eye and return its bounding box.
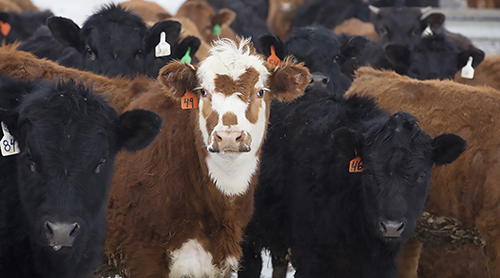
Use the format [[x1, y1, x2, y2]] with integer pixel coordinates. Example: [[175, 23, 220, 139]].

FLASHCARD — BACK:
[[379, 27, 388, 36], [418, 171, 426, 181], [200, 88, 208, 97], [95, 158, 106, 174], [256, 89, 265, 98], [86, 47, 93, 55], [136, 49, 143, 57]]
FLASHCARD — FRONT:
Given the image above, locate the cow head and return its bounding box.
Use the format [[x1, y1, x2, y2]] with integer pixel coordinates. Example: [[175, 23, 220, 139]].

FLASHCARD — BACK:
[[259, 27, 369, 96], [333, 112, 466, 247], [159, 38, 310, 196], [0, 81, 162, 261]]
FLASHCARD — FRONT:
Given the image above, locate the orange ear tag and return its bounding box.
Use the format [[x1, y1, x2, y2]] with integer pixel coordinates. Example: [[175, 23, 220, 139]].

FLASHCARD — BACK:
[[267, 45, 281, 68], [0, 21, 11, 36], [349, 150, 363, 173], [181, 90, 198, 109]]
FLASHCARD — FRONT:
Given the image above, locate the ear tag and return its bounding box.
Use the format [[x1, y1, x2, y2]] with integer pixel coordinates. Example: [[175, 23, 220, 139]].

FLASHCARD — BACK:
[[349, 150, 363, 173], [267, 45, 281, 68], [181, 90, 199, 109], [461, 56, 475, 79], [1, 122, 20, 156], [155, 32, 171, 57], [181, 47, 192, 64], [421, 24, 433, 38], [212, 24, 221, 36], [0, 21, 11, 36]]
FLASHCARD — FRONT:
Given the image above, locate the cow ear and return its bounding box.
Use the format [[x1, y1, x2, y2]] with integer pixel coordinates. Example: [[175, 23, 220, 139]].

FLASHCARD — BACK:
[[145, 20, 182, 54], [457, 48, 485, 69], [341, 35, 370, 59], [331, 127, 362, 159], [432, 133, 467, 165], [47, 16, 83, 51], [158, 61, 198, 99], [173, 35, 201, 62], [422, 12, 446, 34], [268, 58, 310, 102], [384, 43, 410, 69], [212, 8, 236, 27], [0, 12, 10, 24], [258, 34, 285, 61], [118, 109, 163, 152]]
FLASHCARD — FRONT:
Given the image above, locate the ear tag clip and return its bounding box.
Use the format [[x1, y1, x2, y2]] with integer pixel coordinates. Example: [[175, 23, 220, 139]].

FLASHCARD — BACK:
[[267, 45, 281, 68], [1, 122, 20, 156], [212, 24, 221, 36], [421, 24, 433, 38], [181, 90, 199, 109], [0, 21, 11, 36], [461, 56, 475, 79], [155, 32, 171, 57], [349, 149, 363, 173], [181, 47, 192, 64]]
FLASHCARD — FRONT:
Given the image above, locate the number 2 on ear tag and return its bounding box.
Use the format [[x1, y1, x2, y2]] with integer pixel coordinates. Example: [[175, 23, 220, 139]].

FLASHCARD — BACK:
[[181, 90, 199, 109], [1, 122, 19, 156], [267, 45, 281, 68]]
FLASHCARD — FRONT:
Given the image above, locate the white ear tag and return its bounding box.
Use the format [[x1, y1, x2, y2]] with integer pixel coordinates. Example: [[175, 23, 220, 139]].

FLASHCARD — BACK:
[[461, 56, 475, 79], [1, 122, 20, 156], [422, 24, 433, 38], [155, 31, 171, 57]]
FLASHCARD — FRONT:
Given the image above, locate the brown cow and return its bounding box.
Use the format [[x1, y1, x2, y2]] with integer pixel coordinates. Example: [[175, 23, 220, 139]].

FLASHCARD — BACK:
[[119, 0, 172, 23], [455, 54, 500, 92], [267, 0, 309, 41], [333, 17, 378, 42], [100, 38, 310, 278], [176, 0, 237, 44], [0, 0, 38, 12], [170, 16, 212, 61], [467, 0, 500, 7], [346, 66, 500, 278]]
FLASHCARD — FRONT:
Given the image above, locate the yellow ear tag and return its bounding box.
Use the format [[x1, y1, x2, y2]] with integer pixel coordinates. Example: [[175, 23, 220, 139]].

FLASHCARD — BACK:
[[155, 31, 171, 57], [181, 90, 199, 109], [181, 47, 192, 64], [267, 45, 281, 68], [212, 24, 221, 36], [0, 21, 11, 36], [461, 56, 475, 79], [1, 122, 20, 156], [349, 150, 363, 173]]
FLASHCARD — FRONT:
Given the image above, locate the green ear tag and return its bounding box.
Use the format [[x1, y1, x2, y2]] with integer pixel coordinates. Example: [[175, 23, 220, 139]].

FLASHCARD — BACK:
[[181, 47, 192, 64], [212, 24, 221, 36]]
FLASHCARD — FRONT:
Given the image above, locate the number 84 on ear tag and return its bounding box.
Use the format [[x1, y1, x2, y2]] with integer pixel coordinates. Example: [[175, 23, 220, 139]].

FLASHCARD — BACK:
[[181, 90, 199, 109], [1, 122, 20, 156]]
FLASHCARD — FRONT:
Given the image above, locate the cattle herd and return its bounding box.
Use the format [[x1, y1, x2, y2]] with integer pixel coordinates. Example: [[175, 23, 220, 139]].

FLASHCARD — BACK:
[[0, 0, 498, 277]]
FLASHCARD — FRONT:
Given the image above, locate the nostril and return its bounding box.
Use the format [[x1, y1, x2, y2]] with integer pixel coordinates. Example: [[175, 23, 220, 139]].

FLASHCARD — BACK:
[[70, 223, 80, 237], [379, 222, 387, 233], [214, 131, 222, 142], [235, 131, 244, 142], [322, 77, 330, 85], [45, 221, 53, 238], [397, 222, 405, 233]]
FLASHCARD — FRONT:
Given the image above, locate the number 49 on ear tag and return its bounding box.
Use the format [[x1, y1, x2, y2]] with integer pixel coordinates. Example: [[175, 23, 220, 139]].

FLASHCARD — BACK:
[[181, 90, 199, 109], [1, 122, 20, 156]]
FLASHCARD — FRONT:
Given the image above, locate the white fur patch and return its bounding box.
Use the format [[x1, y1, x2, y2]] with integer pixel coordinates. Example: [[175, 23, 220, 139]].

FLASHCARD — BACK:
[[196, 38, 270, 196]]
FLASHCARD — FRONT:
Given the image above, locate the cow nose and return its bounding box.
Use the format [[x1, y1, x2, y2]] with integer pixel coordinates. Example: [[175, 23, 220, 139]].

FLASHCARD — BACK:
[[44, 221, 81, 250], [214, 130, 245, 143], [309, 72, 330, 88], [378, 221, 405, 238]]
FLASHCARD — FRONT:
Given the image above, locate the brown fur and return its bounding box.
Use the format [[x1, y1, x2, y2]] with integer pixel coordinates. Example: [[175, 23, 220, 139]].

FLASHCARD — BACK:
[[0, 0, 38, 12], [333, 18, 379, 42], [119, 0, 172, 22], [467, 0, 500, 7], [0, 43, 159, 113], [169, 16, 211, 61], [346, 67, 500, 278], [455, 54, 500, 92], [267, 0, 309, 41], [175, 0, 237, 45]]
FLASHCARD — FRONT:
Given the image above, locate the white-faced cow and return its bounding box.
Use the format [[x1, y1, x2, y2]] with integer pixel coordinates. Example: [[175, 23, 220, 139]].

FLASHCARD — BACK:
[[96, 38, 310, 278], [0, 75, 162, 278], [238, 86, 466, 278]]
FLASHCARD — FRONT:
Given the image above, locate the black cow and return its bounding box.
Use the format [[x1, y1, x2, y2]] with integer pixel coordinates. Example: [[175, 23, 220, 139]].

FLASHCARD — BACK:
[[239, 87, 467, 278], [18, 4, 199, 78], [259, 27, 369, 96], [385, 33, 485, 80], [0, 75, 163, 278], [0, 10, 53, 44]]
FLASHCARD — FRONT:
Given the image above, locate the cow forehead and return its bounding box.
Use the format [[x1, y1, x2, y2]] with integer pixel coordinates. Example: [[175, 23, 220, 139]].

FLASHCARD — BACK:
[[196, 40, 270, 93]]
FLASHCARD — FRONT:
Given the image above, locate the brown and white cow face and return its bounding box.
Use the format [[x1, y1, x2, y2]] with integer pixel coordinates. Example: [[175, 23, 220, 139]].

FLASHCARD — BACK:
[[159, 38, 310, 197]]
